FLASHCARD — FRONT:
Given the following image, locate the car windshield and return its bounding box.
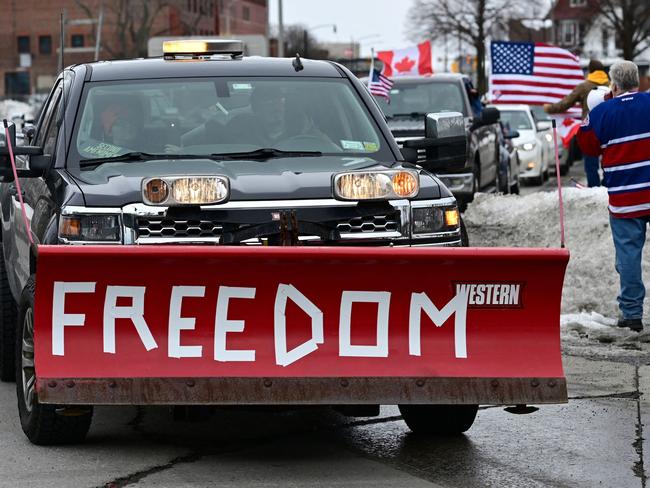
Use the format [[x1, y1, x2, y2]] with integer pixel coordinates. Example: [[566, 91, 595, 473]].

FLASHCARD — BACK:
[[529, 105, 551, 122], [373, 81, 467, 118], [71, 77, 389, 169], [499, 110, 533, 131]]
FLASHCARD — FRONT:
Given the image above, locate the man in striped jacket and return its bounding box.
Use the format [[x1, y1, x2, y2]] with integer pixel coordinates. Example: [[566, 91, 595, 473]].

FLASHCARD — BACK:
[[577, 61, 650, 332]]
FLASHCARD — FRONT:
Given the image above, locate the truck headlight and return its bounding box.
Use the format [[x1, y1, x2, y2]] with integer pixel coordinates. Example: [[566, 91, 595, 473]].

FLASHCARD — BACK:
[[333, 170, 419, 200], [59, 214, 121, 242], [143, 176, 229, 205], [412, 205, 459, 234]]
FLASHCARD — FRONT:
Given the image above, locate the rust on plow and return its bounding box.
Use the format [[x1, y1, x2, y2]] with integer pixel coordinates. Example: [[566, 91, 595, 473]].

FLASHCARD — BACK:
[[37, 377, 567, 406]]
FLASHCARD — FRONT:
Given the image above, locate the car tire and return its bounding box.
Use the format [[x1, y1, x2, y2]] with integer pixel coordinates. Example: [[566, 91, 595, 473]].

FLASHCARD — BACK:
[[559, 163, 569, 176], [16, 276, 93, 445], [0, 248, 17, 382], [399, 404, 478, 435]]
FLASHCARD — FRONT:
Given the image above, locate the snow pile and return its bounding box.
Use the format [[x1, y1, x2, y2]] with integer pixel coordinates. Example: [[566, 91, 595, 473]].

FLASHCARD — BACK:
[[0, 99, 34, 124], [465, 188, 650, 345]]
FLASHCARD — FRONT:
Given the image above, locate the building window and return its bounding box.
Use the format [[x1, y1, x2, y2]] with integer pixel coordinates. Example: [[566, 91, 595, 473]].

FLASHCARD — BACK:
[[39, 35, 52, 55], [570, 0, 586, 6], [71, 34, 84, 48], [243, 6, 250, 21], [17, 36, 30, 54], [560, 21, 577, 46]]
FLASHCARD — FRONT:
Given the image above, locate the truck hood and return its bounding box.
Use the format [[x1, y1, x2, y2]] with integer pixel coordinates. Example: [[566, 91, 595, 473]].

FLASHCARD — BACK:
[[68, 156, 441, 206], [387, 118, 424, 137], [387, 116, 472, 138]]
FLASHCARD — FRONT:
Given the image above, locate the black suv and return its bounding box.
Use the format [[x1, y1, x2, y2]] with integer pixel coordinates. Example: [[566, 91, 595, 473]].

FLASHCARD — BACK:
[[0, 41, 467, 443]]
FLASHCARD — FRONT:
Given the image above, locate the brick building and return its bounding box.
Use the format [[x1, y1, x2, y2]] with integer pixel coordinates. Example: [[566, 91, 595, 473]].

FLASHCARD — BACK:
[[0, 0, 268, 96]]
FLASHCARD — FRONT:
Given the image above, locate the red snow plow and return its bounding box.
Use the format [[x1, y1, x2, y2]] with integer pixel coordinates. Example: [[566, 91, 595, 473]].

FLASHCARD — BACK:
[[33, 245, 569, 407]]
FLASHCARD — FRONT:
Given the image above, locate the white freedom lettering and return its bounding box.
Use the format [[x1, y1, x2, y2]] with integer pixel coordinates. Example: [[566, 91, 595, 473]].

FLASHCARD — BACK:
[[339, 291, 391, 358], [214, 286, 256, 362], [168, 286, 205, 358], [52, 281, 95, 356], [103, 286, 158, 354], [50, 283, 476, 363], [409, 289, 469, 359], [274, 284, 324, 367]]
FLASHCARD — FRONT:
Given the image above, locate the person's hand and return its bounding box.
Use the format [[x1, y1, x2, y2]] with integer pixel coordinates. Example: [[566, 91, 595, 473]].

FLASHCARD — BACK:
[[543, 103, 552, 113], [164, 144, 180, 154]]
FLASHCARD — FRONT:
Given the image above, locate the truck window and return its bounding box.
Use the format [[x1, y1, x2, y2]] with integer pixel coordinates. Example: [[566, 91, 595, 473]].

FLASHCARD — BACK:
[[373, 81, 468, 118], [70, 77, 392, 170]]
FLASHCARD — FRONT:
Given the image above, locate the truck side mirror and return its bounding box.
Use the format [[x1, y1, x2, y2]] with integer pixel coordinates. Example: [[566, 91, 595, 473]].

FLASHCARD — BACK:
[[402, 112, 467, 171], [0, 120, 44, 182]]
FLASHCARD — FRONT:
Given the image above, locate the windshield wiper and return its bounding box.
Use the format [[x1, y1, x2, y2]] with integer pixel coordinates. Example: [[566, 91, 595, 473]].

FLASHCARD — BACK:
[[210, 148, 323, 161], [79, 152, 207, 168]]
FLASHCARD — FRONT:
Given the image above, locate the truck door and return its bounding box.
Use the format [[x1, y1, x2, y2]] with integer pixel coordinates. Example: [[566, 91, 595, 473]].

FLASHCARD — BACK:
[[7, 81, 62, 294]]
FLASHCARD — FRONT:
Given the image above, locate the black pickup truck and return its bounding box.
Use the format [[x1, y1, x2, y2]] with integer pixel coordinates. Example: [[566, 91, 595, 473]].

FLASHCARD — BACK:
[[0, 40, 470, 444], [370, 74, 501, 209]]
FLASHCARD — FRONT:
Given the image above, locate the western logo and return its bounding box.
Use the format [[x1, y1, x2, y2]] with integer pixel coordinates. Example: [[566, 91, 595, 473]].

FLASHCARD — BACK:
[[455, 283, 523, 308]]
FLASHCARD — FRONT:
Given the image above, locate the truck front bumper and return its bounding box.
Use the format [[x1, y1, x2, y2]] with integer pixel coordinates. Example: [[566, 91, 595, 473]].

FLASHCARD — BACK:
[[38, 376, 567, 405]]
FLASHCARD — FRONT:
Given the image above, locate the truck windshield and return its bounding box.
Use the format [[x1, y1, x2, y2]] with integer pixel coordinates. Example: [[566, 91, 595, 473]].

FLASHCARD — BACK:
[[71, 77, 389, 168], [374, 81, 467, 118]]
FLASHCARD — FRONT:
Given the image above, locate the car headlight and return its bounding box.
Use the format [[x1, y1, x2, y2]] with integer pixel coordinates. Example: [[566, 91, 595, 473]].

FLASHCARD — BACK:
[[59, 214, 121, 242], [412, 205, 459, 235], [520, 142, 537, 151], [142, 176, 229, 205], [333, 170, 419, 200]]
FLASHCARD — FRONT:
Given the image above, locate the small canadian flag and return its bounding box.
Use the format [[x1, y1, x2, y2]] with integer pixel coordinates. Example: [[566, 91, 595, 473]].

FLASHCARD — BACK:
[[377, 41, 433, 77]]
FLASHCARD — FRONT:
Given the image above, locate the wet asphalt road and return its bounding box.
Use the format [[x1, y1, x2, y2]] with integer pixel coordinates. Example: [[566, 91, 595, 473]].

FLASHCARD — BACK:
[[0, 160, 641, 488]]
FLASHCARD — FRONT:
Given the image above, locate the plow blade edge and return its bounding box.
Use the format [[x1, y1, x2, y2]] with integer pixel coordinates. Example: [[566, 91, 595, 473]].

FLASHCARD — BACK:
[[33, 246, 569, 405]]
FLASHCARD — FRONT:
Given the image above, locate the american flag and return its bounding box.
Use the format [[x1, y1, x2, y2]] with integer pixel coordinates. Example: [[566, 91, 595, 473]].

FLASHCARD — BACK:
[[368, 68, 394, 101], [489, 41, 583, 114]]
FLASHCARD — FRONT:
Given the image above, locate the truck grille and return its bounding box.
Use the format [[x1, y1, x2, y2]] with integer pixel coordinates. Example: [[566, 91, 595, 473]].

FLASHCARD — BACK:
[[395, 139, 427, 163], [336, 214, 400, 234], [136, 213, 401, 239], [136, 218, 223, 238]]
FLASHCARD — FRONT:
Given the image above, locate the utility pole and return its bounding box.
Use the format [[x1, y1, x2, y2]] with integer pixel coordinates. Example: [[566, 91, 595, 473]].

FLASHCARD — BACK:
[[278, 0, 284, 57], [94, 3, 104, 61]]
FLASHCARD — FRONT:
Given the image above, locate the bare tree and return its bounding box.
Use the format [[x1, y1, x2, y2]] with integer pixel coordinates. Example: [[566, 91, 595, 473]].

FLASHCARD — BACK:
[[75, 0, 212, 59], [282, 25, 325, 59], [598, 0, 650, 60], [407, 0, 513, 94]]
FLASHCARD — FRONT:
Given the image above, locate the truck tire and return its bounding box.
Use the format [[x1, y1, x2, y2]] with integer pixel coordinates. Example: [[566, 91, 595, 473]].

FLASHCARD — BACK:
[[399, 404, 478, 435], [16, 277, 93, 445], [0, 248, 17, 382]]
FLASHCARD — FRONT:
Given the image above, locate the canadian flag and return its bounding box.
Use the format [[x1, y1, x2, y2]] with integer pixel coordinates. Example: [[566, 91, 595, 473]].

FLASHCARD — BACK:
[[377, 41, 433, 77]]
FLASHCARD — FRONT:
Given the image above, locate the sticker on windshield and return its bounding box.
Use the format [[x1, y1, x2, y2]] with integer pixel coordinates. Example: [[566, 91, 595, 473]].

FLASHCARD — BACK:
[[232, 83, 252, 90], [79, 141, 125, 158], [363, 142, 379, 152], [340, 140, 365, 151]]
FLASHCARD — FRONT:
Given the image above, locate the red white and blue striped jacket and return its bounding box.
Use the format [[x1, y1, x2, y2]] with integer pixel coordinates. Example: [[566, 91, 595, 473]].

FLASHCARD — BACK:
[[577, 91, 650, 218]]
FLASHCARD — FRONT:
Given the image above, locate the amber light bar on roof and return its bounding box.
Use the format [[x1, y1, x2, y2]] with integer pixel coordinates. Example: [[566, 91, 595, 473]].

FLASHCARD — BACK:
[[162, 39, 244, 57]]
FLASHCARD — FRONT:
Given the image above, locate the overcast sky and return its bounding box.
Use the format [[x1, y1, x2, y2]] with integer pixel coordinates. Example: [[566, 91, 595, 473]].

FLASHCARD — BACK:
[[267, 0, 413, 57]]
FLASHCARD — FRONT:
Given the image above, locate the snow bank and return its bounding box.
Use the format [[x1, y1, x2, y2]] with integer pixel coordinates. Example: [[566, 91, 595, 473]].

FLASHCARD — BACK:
[[465, 188, 650, 344]]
